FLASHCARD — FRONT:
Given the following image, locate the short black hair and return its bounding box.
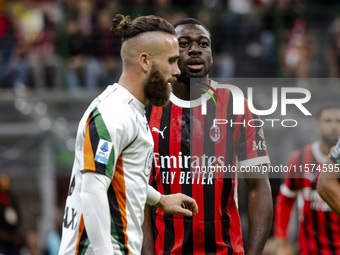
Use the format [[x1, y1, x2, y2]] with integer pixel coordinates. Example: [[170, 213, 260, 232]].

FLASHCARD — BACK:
[[173, 18, 210, 35]]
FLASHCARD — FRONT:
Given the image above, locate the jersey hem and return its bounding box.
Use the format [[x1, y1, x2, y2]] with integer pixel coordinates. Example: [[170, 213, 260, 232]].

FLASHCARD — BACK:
[[238, 155, 270, 167]]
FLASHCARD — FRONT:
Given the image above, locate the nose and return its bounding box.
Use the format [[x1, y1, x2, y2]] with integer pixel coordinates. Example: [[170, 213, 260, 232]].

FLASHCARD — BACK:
[[188, 42, 201, 55], [172, 63, 181, 77]]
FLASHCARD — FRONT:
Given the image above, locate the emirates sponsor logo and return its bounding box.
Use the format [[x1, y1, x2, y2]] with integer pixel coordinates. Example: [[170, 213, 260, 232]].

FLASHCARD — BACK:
[[153, 152, 225, 169]]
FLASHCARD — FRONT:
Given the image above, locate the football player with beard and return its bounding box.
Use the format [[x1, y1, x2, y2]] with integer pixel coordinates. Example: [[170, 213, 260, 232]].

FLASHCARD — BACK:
[[275, 106, 340, 255], [58, 14, 198, 255]]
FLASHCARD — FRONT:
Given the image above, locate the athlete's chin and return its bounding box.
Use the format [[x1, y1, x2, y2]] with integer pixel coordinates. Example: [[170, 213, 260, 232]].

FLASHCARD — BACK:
[[189, 72, 208, 80], [188, 69, 204, 76], [177, 73, 207, 86], [323, 135, 338, 147]]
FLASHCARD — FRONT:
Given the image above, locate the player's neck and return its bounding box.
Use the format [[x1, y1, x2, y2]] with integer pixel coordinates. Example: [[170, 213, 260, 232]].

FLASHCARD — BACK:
[[171, 81, 190, 100], [118, 72, 147, 105], [319, 139, 332, 156], [172, 77, 210, 101]]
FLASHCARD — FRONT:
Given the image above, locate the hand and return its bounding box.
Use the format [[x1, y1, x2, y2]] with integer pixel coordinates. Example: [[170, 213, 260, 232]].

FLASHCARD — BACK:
[[155, 193, 198, 217], [275, 238, 294, 255]]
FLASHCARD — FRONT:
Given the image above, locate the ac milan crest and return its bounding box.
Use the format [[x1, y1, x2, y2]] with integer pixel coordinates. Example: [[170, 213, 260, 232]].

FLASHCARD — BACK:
[[210, 124, 221, 142]]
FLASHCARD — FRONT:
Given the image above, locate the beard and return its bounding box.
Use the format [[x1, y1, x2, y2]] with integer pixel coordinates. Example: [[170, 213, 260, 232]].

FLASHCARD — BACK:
[[144, 65, 172, 107], [322, 135, 338, 147]]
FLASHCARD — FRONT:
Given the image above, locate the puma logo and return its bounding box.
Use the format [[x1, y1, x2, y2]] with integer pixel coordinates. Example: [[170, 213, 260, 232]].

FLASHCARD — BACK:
[[152, 126, 167, 139]]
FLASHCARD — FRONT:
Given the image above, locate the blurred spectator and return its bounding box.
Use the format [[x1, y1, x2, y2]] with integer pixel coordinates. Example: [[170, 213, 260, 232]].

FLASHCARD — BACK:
[[328, 16, 340, 77], [276, 0, 305, 10], [260, 12, 276, 67], [0, 1, 24, 89], [26, 12, 61, 90], [94, 9, 121, 88], [0, 174, 22, 255], [45, 209, 62, 255], [4, 1, 45, 89], [214, 51, 235, 78], [62, 0, 78, 20], [0, 1, 17, 89], [100, 0, 121, 17], [20, 231, 42, 255], [152, 0, 171, 8], [281, 18, 314, 78], [229, 0, 253, 15], [65, 0, 101, 92]]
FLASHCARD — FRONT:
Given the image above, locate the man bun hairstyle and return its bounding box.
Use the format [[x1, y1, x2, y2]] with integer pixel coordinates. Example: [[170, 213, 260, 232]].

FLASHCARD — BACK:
[[111, 14, 132, 36], [111, 14, 176, 42]]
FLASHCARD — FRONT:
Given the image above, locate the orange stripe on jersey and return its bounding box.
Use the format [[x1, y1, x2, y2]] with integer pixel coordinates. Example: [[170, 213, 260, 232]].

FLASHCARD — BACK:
[[84, 117, 96, 171], [75, 214, 85, 255], [112, 153, 130, 254]]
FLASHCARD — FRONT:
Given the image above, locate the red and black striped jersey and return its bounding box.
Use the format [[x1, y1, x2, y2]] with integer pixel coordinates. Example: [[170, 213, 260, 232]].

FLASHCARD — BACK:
[[146, 87, 270, 255], [275, 142, 340, 255]]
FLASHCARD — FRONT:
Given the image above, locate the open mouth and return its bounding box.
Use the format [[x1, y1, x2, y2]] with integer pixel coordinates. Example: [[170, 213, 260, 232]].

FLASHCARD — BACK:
[[188, 59, 204, 72]]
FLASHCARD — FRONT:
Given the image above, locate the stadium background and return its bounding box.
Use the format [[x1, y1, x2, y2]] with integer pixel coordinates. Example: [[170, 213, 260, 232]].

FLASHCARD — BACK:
[[1, 0, 340, 253]]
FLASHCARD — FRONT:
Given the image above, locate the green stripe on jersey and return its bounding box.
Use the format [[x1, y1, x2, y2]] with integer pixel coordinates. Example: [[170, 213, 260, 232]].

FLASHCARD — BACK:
[[93, 107, 115, 179], [80, 239, 90, 255], [111, 216, 127, 255]]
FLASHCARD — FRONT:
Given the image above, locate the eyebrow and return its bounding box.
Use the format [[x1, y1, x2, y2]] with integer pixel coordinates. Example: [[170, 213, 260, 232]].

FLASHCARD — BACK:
[[178, 35, 210, 41], [169, 56, 179, 61]]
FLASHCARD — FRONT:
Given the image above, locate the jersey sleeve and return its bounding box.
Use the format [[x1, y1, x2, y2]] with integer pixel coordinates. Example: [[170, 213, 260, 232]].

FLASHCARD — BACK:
[[274, 149, 303, 237], [236, 98, 270, 167], [274, 192, 296, 238], [281, 149, 304, 193], [82, 106, 137, 180]]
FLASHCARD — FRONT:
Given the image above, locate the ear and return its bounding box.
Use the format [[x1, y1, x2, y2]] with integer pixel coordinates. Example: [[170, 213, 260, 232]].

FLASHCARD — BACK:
[[140, 52, 150, 73]]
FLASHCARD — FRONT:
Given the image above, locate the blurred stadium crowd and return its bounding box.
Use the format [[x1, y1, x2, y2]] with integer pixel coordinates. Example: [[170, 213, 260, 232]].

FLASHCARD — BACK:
[[1, 0, 340, 254], [1, 0, 340, 92]]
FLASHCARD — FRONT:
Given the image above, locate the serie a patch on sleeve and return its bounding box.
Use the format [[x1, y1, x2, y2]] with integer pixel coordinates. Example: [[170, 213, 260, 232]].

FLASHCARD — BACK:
[[330, 138, 340, 164], [94, 139, 113, 165]]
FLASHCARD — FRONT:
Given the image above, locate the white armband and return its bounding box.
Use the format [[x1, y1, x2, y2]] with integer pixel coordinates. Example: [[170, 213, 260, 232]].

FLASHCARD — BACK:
[[146, 185, 161, 205]]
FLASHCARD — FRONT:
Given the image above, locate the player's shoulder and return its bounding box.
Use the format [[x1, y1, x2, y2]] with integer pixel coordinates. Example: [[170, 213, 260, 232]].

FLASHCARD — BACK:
[[101, 84, 134, 106], [94, 84, 140, 125], [299, 143, 313, 154], [290, 147, 303, 158]]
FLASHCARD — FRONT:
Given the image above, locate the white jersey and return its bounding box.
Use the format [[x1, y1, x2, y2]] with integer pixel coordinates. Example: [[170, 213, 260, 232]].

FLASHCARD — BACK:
[[59, 84, 154, 255]]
